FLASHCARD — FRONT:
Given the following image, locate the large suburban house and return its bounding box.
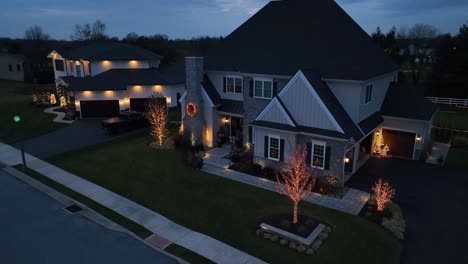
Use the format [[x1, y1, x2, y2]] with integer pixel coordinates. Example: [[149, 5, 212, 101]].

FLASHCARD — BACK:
[[181, 0, 437, 183], [47, 42, 185, 118], [0, 53, 27, 82]]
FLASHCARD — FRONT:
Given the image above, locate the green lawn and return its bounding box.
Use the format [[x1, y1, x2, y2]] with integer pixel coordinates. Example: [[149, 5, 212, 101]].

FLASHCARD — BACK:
[[48, 134, 401, 264], [0, 100, 67, 143], [0, 80, 67, 143], [445, 148, 468, 171], [433, 106, 468, 130]]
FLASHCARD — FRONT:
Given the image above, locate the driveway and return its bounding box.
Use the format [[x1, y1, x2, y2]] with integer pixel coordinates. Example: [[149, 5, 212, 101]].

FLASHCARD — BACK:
[[13, 120, 143, 159], [0, 169, 177, 264], [347, 158, 468, 264]]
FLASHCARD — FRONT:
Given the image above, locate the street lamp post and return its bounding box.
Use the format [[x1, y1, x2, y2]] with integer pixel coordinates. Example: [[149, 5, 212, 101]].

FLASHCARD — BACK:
[[13, 115, 27, 169]]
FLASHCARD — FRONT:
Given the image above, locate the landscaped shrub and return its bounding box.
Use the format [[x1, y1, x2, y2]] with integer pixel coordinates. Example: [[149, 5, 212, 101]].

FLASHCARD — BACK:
[[185, 152, 204, 169], [173, 133, 186, 149], [382, 203, 406, 240], [316, 176, 340, 195], [261, 167, 276, 179]]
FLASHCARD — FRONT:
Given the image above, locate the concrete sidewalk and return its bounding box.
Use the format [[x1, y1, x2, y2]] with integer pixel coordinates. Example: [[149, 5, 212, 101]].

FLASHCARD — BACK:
[[0, 142, 266, 264]]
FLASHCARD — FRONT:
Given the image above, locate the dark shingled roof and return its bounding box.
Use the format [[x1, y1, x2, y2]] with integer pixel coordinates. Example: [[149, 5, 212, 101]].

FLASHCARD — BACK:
[[69, 66, 185, 91], [64, 42, 161, 61], [381, 83, 438, 121], [251, 120, 350, 139], [201, 75, 222, 105], [58, 76, 77, 84], [218, 99, 244, 115], [301, 70, 364, 141], [359, 112, 384, 135], [206, 0, 397, 80]]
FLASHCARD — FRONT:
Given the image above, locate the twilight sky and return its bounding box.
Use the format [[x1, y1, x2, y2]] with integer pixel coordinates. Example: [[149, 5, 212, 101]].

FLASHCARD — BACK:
[[1, 0, 467, 40]]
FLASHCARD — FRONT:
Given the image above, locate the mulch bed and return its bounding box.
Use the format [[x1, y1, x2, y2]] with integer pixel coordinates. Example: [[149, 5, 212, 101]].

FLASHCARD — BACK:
[[260, 213, 320, 238], [359, 202, 392, 224]]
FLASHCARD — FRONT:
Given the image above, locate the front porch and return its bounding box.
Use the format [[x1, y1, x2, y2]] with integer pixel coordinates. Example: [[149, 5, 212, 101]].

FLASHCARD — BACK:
[[217, 114, 244, 148], [344, 132, 375, 182]]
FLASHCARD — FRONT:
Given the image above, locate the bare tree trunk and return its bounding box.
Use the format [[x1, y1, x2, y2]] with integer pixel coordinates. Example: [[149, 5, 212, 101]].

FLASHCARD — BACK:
[[293, 201, 298, 224]]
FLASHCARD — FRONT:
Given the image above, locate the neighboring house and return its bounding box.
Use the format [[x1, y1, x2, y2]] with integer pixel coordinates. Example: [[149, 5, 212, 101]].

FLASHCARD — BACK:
[[47, 42, 185, 118], [181, 0, 437, 184], [0, 53, 26, 82]]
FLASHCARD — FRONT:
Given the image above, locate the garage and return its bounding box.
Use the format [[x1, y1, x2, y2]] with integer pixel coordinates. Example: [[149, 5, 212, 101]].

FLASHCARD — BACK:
[[80, 100, 120, 118], [382, 129, 416, 159], [130, 98, 167, 112], [130, 98, 150, 113]]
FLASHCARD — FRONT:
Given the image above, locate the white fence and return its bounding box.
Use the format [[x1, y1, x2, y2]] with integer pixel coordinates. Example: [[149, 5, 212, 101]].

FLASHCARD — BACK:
[[427, 97, 468, 107]]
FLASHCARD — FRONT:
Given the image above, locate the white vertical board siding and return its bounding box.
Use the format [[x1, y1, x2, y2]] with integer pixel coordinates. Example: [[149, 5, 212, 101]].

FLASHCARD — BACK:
[[382, 116, 431, 152], [253, 127, 296, 163], [126, 85, 185, 108], [90, 60, 152, 76], [280, 78, 337, 131], [326, 80, 361, 123], [260, 103, 291, 125], [359, 73, 397, 122]]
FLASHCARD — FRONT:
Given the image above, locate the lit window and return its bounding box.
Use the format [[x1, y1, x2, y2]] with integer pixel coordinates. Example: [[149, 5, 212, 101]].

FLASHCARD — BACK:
[[254, 78, 273, 99], [268, 135, 280, 161], [365, 84, 373, 104], [312, 141, 326, 169], [225, 76, 243, 94]]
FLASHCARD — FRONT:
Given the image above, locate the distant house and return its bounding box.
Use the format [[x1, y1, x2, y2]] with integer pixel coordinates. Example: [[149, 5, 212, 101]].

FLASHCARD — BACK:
[[47, 42, 185, 118], [0, 53, 27, 82], [180, 0, 437, 184]]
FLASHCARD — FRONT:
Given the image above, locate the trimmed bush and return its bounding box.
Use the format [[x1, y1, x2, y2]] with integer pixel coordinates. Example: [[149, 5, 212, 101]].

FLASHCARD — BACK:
[[382, 203, 406, 240]]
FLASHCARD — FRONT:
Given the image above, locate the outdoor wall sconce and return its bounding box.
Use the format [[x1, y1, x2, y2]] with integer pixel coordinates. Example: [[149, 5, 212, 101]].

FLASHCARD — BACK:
[[345, 157, 350, 163], [416, 135, 422, 141], [224, 118, 230, 124], [376, 130, 380, 136]]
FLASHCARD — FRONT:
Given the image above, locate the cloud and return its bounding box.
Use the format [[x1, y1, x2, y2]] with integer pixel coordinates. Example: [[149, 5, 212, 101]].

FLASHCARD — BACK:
[[29, 7, 114, 18], [338, 0, 468, 15], [214, 0, 265, 14]]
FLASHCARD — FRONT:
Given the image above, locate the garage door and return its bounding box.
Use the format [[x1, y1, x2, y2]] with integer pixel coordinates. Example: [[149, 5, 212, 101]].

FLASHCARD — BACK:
[[130, 98, 166, 112], [383, 129, 415, 159], [130, 98, 149, 113], [80, 100, 120, 118]]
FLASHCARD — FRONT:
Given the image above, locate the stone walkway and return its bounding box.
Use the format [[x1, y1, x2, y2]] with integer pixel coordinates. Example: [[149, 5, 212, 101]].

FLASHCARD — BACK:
[[44, 106, 74, 124], [0, 142, 266, 264], [202, 150, 369, 215], [426, 142, 450, 165]]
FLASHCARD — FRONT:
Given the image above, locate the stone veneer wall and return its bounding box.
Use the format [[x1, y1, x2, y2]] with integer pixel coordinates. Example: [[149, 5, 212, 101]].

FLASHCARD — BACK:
[[183, 57, 205, 145]]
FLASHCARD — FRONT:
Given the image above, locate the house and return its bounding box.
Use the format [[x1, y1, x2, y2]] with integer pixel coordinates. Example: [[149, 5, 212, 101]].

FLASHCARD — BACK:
[[47, 42, 185, 118], [0, 53, 27, 82], [180, 0, 437, 184]]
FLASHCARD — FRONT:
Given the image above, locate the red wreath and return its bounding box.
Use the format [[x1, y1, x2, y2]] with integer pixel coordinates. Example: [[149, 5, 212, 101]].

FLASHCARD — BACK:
[[186, 102, 197, 117]]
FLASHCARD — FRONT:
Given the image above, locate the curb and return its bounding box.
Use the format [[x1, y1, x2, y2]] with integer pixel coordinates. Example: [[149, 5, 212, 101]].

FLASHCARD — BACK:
[[1, 165, 188, 264]]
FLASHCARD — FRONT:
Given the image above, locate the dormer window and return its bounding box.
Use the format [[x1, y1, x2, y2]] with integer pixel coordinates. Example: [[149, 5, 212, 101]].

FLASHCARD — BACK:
[[54, 59, 65, 71], [365, 84, 373, 104], [254, 78, 273, 99], [224, 76, 243, 94], [76, 65, 82, 77]]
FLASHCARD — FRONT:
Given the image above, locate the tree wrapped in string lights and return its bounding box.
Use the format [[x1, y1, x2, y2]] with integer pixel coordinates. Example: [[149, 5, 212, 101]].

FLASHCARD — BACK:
[[146, 93, 168, 146], [372, 178, 395, 211], [276, 145, 317, 224]]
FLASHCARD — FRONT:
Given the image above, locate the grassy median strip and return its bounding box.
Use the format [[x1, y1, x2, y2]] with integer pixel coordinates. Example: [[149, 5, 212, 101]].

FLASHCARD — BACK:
[[12, 165, 214, 264], [13, 165, 152, 238]]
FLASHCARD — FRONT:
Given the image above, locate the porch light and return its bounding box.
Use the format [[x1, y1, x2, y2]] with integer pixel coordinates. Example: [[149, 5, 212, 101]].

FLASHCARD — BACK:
[[129, 60, 139, 66], [224, 118, 230, 124], [166, 97, 172, 105], [376, 130, 380, 136], [345, 157, 350, 163], [416, 135, 422, 141]]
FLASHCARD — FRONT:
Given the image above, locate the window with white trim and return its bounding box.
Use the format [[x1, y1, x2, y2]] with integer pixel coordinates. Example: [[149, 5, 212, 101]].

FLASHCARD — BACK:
[[225, 76, 243, 94], [254, 78, 273, 99], [76, 65, 82, 77], [312, 141, 326, 169], [268, 135, 280, 161], [365, 84, 373, 104], [55, 59, 65, 71]]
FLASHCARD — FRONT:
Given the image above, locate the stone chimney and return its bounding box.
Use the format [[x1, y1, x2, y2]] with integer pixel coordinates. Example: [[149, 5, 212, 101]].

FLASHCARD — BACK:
[[183, 57, 204, 146]]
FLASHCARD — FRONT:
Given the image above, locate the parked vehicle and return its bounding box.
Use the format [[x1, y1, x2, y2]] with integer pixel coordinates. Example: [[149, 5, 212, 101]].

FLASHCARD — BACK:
[[101, 111, 148, 134]]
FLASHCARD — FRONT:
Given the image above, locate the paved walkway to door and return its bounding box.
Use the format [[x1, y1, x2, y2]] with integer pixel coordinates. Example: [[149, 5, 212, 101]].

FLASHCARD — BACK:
[[0, 142, 267, 264]]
